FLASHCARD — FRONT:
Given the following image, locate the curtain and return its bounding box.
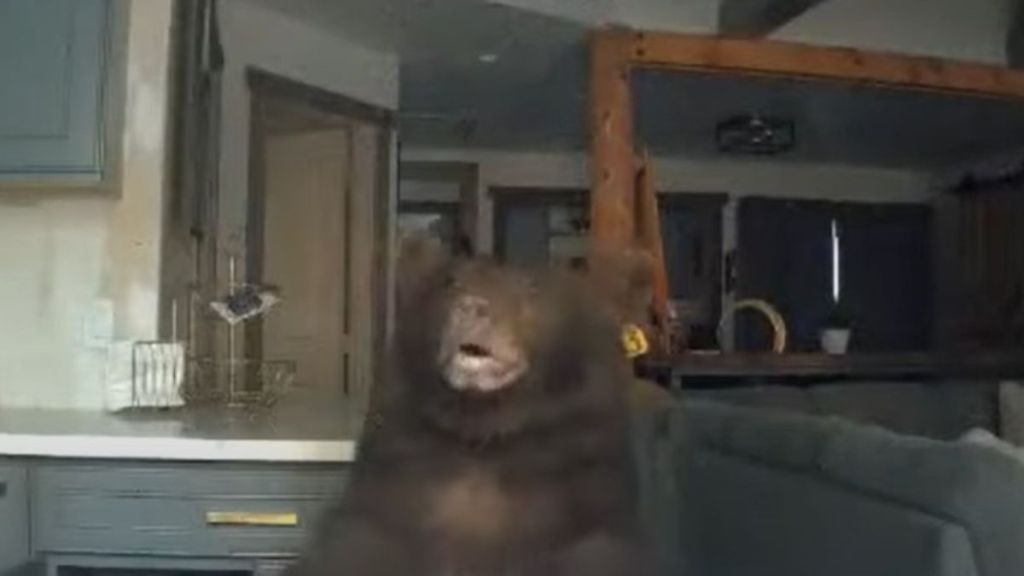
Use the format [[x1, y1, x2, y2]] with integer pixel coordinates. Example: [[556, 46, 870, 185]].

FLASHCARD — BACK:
[[737, 198, 834, 352], [839, 204, 932, 351], [948, 187, 1024, 348], [738, 198, 933, 354]]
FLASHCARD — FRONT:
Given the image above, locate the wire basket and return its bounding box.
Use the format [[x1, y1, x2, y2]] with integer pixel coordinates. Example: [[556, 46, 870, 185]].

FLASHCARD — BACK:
[[183, 358, 297, 409]]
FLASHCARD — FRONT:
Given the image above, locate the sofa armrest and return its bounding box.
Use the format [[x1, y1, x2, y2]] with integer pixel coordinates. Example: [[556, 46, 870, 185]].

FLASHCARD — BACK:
[[683, 445, 980, 576], [683, 399, 1024, 576]]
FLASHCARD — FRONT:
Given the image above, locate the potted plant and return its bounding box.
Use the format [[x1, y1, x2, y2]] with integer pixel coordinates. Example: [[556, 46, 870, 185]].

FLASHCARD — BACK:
[[820, 303, 853, 354]]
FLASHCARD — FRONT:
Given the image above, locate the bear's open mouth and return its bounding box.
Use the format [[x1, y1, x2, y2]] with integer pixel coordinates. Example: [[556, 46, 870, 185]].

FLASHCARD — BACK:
[[440, 337, 527, 394], [458, 343, 491, 358]]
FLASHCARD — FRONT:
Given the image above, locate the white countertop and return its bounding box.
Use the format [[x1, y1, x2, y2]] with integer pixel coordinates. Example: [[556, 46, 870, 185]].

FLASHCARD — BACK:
[[0, 401, 361, 463]]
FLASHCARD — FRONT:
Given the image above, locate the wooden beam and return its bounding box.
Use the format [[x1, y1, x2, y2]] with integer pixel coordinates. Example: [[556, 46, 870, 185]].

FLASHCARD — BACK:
[[719, 0, 828, 37], [626, 32, 1024, 100], [634, 152, 672, 352], [588, 30, 636, 250]]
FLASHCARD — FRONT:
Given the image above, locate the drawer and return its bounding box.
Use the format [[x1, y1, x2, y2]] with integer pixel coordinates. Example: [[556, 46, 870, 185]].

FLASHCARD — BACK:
[[33, 463, 349, 557], [0, 462, 31, 573]]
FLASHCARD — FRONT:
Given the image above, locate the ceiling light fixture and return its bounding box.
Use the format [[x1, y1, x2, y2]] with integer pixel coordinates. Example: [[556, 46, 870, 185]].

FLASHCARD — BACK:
[[716, 114, 795, 155], [478, 53, 499, 64]]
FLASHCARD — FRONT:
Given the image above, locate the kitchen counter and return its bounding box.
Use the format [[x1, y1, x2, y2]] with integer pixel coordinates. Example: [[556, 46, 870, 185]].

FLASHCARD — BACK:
[[0, 400, 361, 462]]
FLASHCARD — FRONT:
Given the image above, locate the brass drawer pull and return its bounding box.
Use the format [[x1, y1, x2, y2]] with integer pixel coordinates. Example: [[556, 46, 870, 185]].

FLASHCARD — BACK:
[[205, 511, 299, 527]]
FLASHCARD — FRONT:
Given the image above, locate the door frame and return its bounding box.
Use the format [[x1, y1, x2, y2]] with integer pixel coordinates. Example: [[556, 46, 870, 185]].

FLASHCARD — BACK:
[[245, 68, 394, 399]]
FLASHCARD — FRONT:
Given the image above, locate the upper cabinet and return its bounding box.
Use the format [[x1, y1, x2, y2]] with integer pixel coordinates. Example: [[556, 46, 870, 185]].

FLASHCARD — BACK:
[[0, 0, 111, 182]]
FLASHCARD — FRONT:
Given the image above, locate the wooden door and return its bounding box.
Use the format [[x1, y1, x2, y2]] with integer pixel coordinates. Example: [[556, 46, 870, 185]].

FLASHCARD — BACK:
[[261, 129, 353, 394]]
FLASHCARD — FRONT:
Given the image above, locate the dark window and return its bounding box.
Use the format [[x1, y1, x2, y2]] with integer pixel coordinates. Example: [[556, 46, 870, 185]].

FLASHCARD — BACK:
[[737, 198, 835, 352], [737, 197, 932, 353], [839, 203, 932, 351]]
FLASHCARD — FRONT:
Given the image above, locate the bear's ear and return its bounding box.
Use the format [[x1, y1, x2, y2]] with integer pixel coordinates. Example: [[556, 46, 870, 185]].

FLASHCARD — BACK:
[[396, 233, 450, 307], [586, 245, 656, 327]]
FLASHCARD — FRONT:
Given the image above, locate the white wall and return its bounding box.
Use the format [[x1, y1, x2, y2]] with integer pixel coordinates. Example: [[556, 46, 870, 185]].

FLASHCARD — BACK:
[[492, 0, 1007, 64], [492, 0, 717, 32], [608, 0, 717, 33], [216, 1, 400, 252], [399, 180, 463, 203], [489, 0, 611, 26], [0, 1, 174, 409], [401, 149, 932, 254], [774, 0, 1011, 65]]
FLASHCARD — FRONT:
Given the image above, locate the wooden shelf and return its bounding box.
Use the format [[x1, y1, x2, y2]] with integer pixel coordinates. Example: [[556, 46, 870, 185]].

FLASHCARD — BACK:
[[642, 352, 1024, 379]]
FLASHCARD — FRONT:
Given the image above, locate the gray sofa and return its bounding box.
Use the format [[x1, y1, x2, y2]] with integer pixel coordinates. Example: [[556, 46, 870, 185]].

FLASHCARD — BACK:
[[632, 382, 1024, 576], [687, 380, 999, 440]]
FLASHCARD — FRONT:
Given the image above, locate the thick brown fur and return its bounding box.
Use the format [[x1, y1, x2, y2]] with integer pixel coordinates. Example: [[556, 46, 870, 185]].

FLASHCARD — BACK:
[[292, 237, 650, 576]]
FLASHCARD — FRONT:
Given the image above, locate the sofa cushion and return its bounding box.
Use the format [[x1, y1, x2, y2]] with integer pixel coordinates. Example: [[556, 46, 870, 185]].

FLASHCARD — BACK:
[[811, 382, 941, 436], [685, 385, 814, 415], [933, 381, 1000, 436], [963, 427, 1019, 455], [684, 399, 847, 473], [810, 381, 997, 440], [686, 380, 998, 440]]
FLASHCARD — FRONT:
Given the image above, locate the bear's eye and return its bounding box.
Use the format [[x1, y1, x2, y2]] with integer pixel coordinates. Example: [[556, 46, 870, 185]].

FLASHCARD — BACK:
[[441, 272, 458, 290]]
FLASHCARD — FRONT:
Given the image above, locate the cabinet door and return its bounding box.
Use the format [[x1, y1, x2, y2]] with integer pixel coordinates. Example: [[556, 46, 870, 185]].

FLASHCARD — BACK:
[[0, 463, 30, 576], [0, 0, 110, 180]]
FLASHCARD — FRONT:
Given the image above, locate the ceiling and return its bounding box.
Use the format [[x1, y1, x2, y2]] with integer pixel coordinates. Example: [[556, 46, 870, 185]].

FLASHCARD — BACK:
[[247, 0, 590, 149], [247, 0, 1024, 170]]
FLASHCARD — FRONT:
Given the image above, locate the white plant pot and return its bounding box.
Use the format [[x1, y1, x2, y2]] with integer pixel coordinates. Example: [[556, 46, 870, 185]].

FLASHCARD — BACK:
[[820, 328, 852, 355]]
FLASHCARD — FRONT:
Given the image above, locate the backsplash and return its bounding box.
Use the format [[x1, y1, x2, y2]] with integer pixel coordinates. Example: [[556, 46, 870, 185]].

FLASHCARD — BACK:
[[0, 195, 111, 408]]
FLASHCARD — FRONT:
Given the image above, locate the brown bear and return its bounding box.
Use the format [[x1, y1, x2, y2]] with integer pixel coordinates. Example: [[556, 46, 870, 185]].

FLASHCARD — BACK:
[[291, 236, 652, 576]]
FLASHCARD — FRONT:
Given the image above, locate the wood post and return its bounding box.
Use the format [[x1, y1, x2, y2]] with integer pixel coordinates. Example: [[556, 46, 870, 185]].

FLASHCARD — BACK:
[[635, 151, 673, 352], [629, 32, 1024, 100], [589, 31, 636, 251]]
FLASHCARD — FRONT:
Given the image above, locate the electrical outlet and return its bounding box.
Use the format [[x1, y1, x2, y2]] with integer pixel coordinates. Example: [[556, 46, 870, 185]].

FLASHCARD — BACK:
[[82, 299, 115, 348]]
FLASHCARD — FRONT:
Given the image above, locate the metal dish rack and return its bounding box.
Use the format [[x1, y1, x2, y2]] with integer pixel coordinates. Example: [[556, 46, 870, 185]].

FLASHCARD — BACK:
[[135, 253, 297, 410], [182, 357, 297, 408]]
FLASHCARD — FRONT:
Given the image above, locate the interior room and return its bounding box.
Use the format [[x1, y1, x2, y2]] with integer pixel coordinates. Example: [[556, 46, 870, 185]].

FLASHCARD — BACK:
[[2, 1, 1024, 575]]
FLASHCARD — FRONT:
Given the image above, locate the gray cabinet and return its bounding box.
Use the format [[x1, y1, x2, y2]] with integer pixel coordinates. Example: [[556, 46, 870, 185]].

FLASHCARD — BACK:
[[33, 463, 349, 558], [0, 462, 30, 576], [0, 0, 111, 180], [0, 458, 349, 576]]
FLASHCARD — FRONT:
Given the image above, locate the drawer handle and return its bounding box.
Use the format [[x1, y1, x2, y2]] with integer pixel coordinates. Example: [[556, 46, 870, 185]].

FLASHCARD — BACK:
[[0, 481, 6, 498], [205, 511, 299, 527]]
